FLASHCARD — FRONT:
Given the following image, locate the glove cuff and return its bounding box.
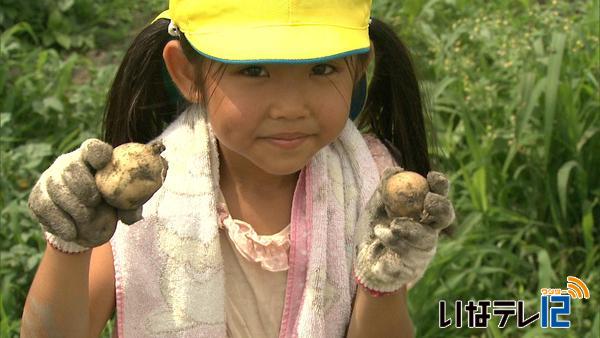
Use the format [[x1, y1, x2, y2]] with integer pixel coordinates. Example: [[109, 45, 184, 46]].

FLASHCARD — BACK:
[[353, 262, 407, 294], [354, 271, 397, 297], [45, 232, 91, 254]]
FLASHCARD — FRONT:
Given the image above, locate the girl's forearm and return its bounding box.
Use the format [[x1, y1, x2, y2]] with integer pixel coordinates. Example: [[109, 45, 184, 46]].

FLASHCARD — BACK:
[[21, 245, 92, 338], [346, 285, 414, 338]]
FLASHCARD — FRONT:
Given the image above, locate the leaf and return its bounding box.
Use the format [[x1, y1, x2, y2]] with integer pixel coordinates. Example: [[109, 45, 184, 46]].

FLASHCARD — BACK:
[[518, 0, 530, 9], [403, 0, 427, 24], [56, 128, 81, 153], [486, 315, 503, 338], [557, 160, 579, 218], [543, 33, 566, 165], [26, 254, 41, 271], [14, 143, 53, 170], [582, 199, 596, 271], [516, 74, 545, 142], [586, 311, 599, 338], [56, 54, 78, 96], [0, 113, 11, 128], [576, 127, 599, 153], [533, 38, 544, 57], [0, 22, 38, 52], [432, 77, 456, 102], [57, 0, 75, 12], [473, 166, 488, 212], [537, 249, 556, 291], [54, 32, 72, 50], [42, 96, 64, 113], [47, 10, 65, 32]]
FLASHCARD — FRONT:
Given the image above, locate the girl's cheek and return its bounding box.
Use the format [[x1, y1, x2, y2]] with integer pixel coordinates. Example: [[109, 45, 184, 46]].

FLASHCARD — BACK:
[[215, 86, 269, 118]]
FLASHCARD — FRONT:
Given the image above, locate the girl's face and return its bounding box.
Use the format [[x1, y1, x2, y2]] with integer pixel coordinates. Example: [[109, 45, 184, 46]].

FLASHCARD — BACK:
[[202, 59, 358, 176]]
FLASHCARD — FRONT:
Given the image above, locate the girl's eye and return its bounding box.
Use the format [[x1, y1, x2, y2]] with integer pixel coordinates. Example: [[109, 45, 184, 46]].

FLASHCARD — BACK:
[[241, 66, 268, 77], [312, 64, 336, 76]]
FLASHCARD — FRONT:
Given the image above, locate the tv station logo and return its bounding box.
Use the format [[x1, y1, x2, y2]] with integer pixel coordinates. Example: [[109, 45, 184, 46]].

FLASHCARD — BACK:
[[439, 276, 590, 329]]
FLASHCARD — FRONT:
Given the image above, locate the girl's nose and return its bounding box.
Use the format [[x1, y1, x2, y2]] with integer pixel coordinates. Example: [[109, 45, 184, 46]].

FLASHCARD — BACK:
[[267, 85, 311, 120], [268, 104, 310, 120]]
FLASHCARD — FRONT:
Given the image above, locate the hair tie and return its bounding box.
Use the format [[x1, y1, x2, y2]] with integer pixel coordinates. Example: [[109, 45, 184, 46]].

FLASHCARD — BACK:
[[168, 20, 180, 37]]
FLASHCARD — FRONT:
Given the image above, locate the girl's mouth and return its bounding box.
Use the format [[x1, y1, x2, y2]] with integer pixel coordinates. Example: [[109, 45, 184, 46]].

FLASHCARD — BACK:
[[263, 135, 310, 149]]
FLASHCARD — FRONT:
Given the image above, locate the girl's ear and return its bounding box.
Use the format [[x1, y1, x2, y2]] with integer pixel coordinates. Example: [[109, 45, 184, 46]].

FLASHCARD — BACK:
[[163, 40, 200, 102]]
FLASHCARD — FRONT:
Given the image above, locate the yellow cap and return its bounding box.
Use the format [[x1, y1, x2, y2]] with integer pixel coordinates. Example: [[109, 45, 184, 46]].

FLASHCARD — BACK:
[[155, 0, 372, 64]]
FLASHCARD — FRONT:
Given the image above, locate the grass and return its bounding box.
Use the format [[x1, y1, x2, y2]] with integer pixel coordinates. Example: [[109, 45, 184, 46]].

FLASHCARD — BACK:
[[371, 0, 599, 336], [1, 0, 598, 337], [0, 1, 163, 336]]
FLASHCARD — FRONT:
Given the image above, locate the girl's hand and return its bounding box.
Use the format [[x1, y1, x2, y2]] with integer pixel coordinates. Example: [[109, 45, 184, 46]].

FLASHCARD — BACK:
[[28, 139, 143, 252], [354, 167, 455, 294]]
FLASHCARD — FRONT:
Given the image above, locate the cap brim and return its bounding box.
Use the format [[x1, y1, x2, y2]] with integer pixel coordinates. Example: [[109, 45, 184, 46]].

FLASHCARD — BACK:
[[184, 24, 370, 64]]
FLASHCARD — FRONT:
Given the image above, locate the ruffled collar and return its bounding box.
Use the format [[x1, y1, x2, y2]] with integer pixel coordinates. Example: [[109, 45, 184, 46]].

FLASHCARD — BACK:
[[216, 190, 290, 272]]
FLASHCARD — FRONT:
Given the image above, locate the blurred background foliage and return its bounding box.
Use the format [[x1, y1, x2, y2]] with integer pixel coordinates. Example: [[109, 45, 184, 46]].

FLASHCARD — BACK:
[[0, 0, 164, 336], [1, 0, 598, 337]]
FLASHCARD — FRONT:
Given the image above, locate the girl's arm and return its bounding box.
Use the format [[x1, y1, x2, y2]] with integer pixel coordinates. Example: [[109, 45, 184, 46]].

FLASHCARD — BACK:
[[348, 136, 414, 337], [346, 286, 414, 338], [20, 242, 116, 338]]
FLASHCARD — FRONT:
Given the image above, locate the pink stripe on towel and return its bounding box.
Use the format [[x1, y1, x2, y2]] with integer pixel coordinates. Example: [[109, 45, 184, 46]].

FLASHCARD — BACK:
[[279, 167, 311, 338], [112, 241, 125, 338]]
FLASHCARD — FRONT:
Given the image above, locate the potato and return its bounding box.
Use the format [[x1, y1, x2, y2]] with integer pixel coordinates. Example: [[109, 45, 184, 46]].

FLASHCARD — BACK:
[[95, 140, 168, 210], [381, 171, 428, 220]]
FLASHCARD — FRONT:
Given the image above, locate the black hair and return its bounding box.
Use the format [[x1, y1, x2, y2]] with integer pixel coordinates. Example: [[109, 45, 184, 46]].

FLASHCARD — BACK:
[[355, 17, 432, 176], [102, 17, 432, 176], [103, 19, 196, 146]]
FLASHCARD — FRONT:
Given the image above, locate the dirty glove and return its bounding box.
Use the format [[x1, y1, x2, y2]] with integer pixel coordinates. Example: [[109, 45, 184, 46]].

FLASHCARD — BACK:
[[354, 167, 455, 295], [28, 139, 143, 253]]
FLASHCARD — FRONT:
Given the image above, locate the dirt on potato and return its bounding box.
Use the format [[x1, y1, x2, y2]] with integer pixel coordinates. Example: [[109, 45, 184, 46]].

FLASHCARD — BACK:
[[382, 171, 428, 220], [96, 140, 168, 210]]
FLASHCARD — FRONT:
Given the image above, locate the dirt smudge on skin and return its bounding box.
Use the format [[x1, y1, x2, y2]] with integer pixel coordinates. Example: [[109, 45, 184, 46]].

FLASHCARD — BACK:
[[21, 297, 62, 338]]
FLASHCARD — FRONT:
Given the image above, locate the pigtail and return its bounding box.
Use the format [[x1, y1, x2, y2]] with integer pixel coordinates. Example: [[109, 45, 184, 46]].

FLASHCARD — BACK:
[[356, 17, 431, 177], [102, 19, 183, 147]]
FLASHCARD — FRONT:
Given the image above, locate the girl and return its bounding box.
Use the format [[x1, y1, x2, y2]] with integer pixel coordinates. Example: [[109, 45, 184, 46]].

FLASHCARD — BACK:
[[22, 0, 455, 337]]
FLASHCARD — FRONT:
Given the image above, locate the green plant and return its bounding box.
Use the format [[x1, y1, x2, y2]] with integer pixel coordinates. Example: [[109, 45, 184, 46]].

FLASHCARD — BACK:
[[372, 0, 599, 336], [1, 1, 163, 336]]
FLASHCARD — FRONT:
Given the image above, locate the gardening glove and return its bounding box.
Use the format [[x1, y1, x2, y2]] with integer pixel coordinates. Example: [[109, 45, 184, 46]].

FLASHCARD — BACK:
[[354, 167, 455, 295], [28, 138, 143, 253]]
